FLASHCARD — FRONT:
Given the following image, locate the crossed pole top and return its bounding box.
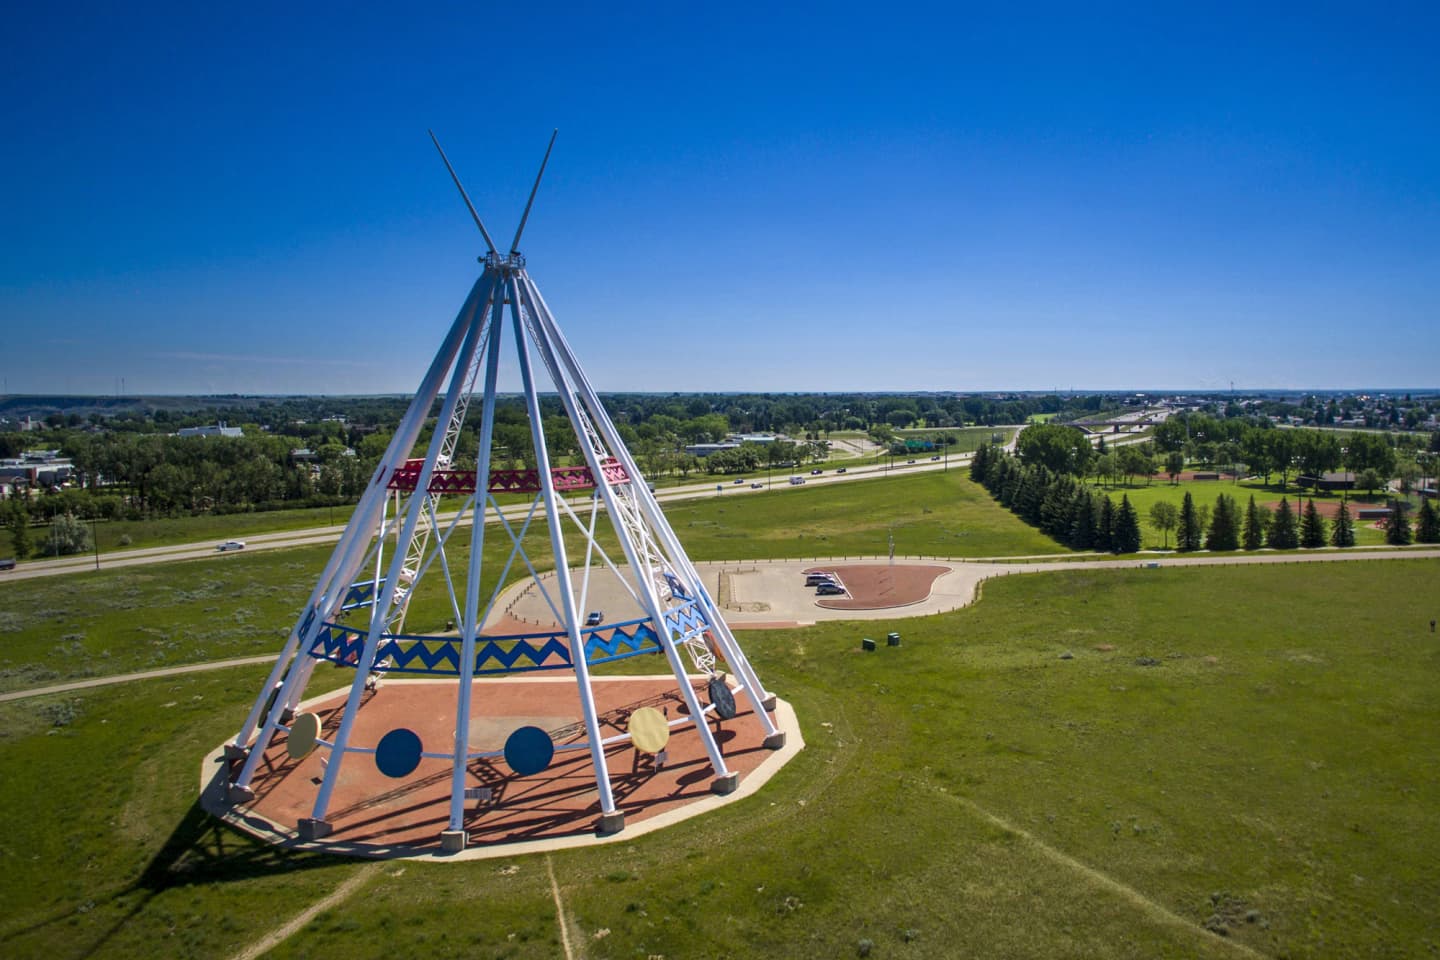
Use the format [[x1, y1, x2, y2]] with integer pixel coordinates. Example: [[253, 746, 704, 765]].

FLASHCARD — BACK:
[[429, 129, 557, 269]]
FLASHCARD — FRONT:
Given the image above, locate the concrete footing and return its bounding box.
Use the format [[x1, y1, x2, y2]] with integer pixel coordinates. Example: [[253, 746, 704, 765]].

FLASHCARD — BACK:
[[763, 731, 786, 750], [761, 693, 777, 712], [226, 783, 255, 803], [223, 743, 249, 761], [297, 818, 333, 841], [597, 811, 626, 835], [440, 829, 467, 853], [710, 771, 740, 795]]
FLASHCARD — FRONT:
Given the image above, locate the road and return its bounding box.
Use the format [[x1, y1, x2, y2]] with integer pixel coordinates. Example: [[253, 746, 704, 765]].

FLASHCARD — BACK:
[[1, 443, 1004, 582]]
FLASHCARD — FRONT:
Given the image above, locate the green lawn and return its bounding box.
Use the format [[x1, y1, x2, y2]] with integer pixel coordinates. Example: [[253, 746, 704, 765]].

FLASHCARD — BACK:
[[0, 472, 1062, 693], [3, 560, 1437, 958]]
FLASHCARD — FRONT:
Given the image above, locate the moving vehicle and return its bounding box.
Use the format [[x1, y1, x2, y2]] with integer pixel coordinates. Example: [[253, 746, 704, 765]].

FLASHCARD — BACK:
[[836, 467, 847, 473], [217, 540, 246, 552], [816, 582, 846, 596], [931, 455, 941, 461], [750, 482, 763, 489], [0, 558, 15, 572], [733, 478, 745, 484], [585, 611, 604, 626], [810, 468, 823, 475], [789, 476, 805, 485]]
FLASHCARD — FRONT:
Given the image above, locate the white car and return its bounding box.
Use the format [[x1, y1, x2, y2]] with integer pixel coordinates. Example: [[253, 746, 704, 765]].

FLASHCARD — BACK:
[[217, 540, 246, 552]]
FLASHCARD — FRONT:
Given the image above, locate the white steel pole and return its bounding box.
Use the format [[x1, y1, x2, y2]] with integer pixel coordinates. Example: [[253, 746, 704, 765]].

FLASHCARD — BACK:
[[522, 275, 779, 732], [233, 274, 494, 792], [308, 271, 497, 825], [446, 290, 507, 834], [516, 276, 735, 777], [508, 274, 620, 818]]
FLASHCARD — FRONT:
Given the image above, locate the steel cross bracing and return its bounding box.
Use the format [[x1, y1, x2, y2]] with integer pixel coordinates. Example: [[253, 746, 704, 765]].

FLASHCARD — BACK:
[[390, 315, 495, 634]]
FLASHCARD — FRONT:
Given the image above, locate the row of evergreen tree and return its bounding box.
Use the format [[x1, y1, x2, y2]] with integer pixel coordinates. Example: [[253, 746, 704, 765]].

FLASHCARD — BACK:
[[970, 443, 1142, 552], [972, 443, 1440, 551]]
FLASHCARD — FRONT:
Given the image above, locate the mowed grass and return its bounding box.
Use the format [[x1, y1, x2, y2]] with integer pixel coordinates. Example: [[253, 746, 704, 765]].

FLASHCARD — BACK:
[[669, 470, 1064, 561], [2, 560, 1437, 958], [1094, 477, 1392, 549], [0, 472, 1063, 692]]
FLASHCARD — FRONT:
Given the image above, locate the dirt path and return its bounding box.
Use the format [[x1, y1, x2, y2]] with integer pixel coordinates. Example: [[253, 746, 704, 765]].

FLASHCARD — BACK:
[[226, 862, 381, 960], [0, 654, 275, 703]]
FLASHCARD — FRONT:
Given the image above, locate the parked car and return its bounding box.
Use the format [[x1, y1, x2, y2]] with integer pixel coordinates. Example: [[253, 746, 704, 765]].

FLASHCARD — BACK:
[[751, 482, 763, 489], [805, 572, 835, 586], [816, 582, 846, 596], [217, 540, 246, 552], [585, 611, 604, 626]]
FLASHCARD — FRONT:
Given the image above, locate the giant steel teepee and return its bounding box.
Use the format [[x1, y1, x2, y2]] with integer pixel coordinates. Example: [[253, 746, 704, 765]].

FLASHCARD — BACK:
[[222, 133, 784, 851]]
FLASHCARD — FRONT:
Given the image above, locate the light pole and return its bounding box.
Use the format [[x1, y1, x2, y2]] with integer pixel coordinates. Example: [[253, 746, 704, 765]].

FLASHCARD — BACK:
[[90, 516, 100, 570]]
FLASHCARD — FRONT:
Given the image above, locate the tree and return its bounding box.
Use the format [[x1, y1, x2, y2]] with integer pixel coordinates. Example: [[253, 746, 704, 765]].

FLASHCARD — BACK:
[[6, 501, 32, 560], [1015, 423, 1092, 476], [1415, 498, 1440, 544], [1268, 498, 1299, 549], [1205, 494, 1240, 551], [1386, 500, 1413, 546], [1357, 468, 1384, 497], [1068, 489, 1096, 549], [1165, 451, 1185, 484], [1094, 497, 1115, 552], [1149, 501, 1179, 549], [1112, 495, 1142, 553], [1177, 492, 1203, 552], [1330, 500, 1356, 548], [1300, 499, 1327, 548], [1242, 495, 1265, 551], [42, 513, 92, 557]]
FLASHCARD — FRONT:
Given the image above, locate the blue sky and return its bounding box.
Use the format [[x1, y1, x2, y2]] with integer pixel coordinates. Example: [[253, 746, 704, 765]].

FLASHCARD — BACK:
[[2, 3, 1436, 395]]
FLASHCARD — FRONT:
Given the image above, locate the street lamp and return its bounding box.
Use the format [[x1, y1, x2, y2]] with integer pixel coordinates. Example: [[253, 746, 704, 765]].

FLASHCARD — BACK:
[[90, 516, 99, 570]]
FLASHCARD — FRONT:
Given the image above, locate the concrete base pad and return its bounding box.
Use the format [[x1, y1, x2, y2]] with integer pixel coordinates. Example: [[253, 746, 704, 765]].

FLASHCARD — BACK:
[[711, 771, 740, 795], [763, 731, 786, 750], [440, 829, 467, 853], [597, 811, 626, 835], [761, 693, 777, 712], [223, 743, 249, 761], [297, 817, 333, 841], [226, 783, 255, 803]]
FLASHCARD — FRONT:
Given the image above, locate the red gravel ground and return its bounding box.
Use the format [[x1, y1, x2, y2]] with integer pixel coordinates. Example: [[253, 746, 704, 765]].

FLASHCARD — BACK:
[[804, 563, 951, 610], [1264, 498, 1389, 520], [235, 675, 775, 851]]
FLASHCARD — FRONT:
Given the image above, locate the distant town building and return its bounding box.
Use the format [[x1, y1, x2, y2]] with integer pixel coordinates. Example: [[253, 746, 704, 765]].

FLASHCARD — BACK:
[[177, 421, 243, 438]]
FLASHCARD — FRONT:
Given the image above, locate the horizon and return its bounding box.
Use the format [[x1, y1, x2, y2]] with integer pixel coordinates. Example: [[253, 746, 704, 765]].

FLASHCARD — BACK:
[[3, 5, 1437, 395]]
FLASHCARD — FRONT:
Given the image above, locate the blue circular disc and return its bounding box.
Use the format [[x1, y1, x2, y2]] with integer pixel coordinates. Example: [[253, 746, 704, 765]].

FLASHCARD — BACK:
[[375, 728, 423, 779], [504, 725, 554, 776]]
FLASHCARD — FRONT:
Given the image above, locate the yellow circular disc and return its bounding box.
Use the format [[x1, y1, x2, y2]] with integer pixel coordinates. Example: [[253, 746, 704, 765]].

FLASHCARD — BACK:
[[628, 706, 670, 754], [286, 712, 321, 760]]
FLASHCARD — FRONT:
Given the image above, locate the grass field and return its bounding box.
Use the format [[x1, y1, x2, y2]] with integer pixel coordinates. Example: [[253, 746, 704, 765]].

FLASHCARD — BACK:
[[0, 472, 1062, 693], [2, 560, 1437, 958]]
